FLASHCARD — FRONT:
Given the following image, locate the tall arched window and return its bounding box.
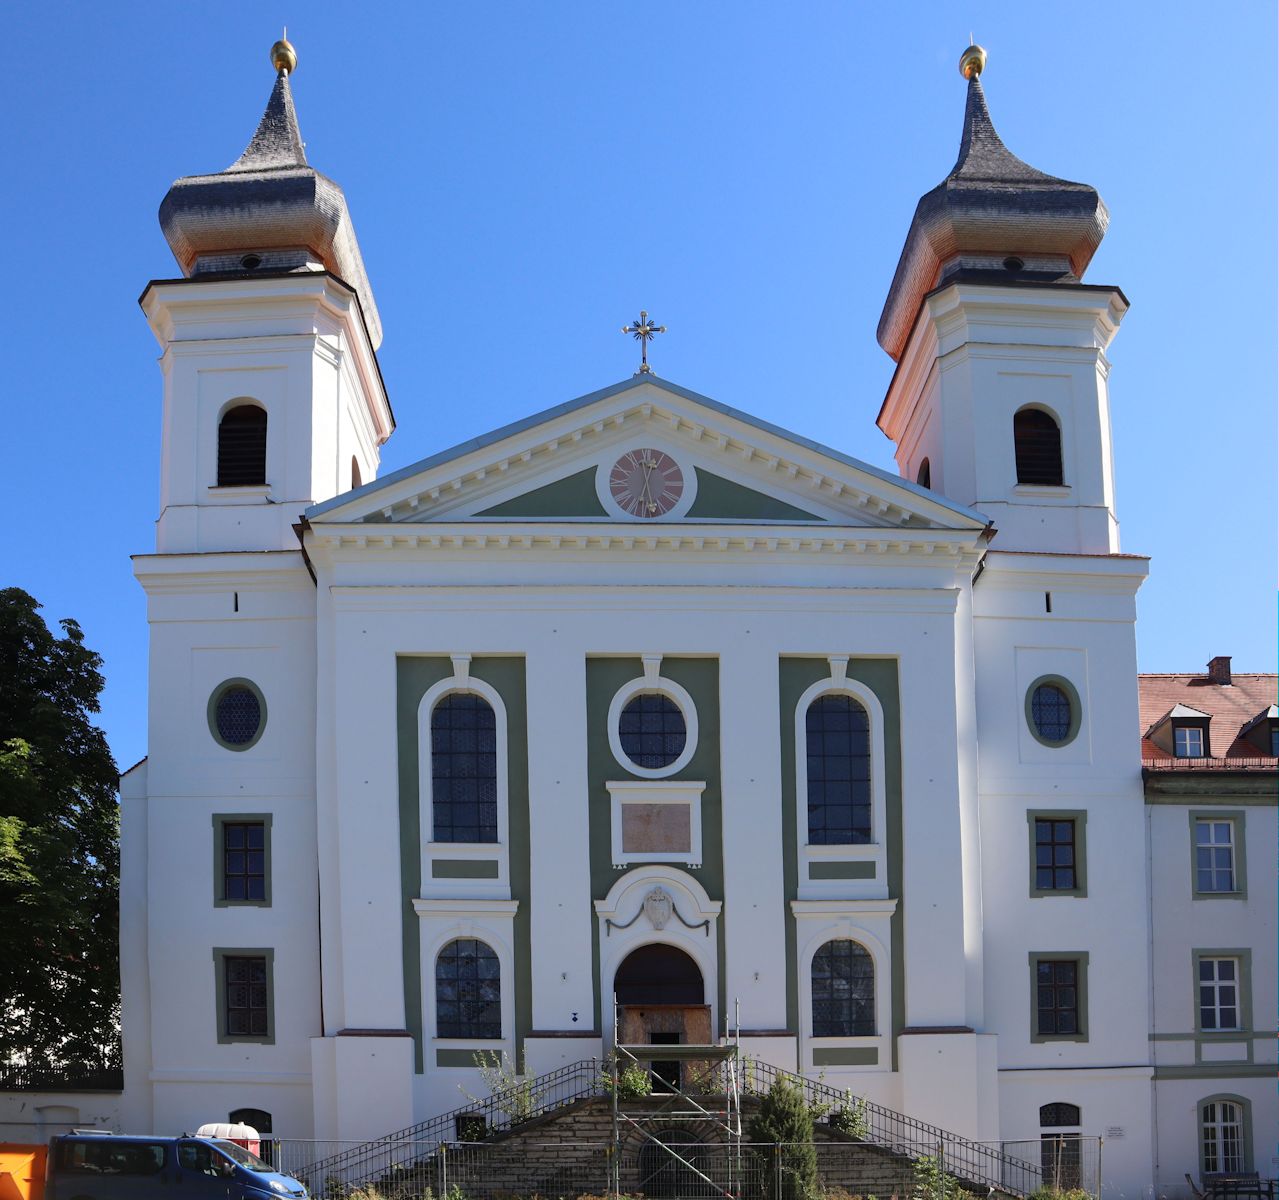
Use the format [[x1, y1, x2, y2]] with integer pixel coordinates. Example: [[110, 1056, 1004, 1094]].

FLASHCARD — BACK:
[[811, 940, 874, 1036], [806, 694, 871, 844], [436, 939, 501, 1039], [916, 458, 931, 489], [1200, 1098, 1247, 1175], [1013, 408, 1063, 486], [431, 693, 498, 843], [217, 404, 267, 487], [351, 457, 362, 489]]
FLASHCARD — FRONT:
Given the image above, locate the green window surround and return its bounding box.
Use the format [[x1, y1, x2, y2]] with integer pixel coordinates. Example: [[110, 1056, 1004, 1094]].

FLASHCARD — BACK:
[[1028, 951, 1089, 1043], [207, 677, 268, 752], [212, 813, 272, 907], [212, 947, 275, 1045], [1189, 810, 1247, 900], [1192, 949, 1252, 1036], [1024, 675, 1083, 748], [1197, 1093, 1253, 1175], [1027, 810, 1087, 898]]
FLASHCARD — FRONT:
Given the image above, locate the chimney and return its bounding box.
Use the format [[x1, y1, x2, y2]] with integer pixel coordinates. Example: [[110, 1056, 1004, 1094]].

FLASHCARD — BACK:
[[1207, 656, 1232, 685]]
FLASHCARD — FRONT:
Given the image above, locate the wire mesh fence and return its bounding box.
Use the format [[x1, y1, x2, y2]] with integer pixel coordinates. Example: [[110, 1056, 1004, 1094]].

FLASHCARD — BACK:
[[273, 1136, 1101, 1200]]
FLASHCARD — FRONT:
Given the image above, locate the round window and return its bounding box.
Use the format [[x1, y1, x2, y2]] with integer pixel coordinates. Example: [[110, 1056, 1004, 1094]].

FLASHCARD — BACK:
[[209, 680, 266, 750], [618, 693, 687, 770], [1026, 677, 1079, 746]]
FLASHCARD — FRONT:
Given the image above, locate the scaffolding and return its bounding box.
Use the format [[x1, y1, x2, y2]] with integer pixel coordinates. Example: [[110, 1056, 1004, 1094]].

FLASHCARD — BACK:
[[609, 996, 743, 1198]]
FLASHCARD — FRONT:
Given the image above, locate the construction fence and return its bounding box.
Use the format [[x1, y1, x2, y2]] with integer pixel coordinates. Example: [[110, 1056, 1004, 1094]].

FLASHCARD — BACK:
[[271, 1136, 1101, 1200]]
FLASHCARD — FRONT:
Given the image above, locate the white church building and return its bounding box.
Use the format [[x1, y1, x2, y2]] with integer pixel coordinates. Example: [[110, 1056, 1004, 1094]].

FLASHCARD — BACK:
[[118, 39, 1276, 1198]]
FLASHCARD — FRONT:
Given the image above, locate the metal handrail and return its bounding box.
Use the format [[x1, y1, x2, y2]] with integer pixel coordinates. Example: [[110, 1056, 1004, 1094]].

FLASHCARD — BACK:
[[298, 1057, 605, 1189], [741, 1060, 1040, 1196]]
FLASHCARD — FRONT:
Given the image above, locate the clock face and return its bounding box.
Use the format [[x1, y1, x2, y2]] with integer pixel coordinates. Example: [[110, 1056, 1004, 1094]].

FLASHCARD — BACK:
[[608, 448, 684, 518]]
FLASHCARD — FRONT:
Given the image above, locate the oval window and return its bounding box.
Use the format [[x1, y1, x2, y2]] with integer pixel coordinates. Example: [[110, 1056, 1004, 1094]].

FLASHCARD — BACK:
[[1028, 680, 1076, 745], [210, 681, 266, 750], [618, 693, 687, 770]]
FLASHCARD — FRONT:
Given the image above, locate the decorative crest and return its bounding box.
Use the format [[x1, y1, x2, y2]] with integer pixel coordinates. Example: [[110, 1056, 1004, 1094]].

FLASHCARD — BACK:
[[643, 887, 673, 930], [621, 311, 666, 375]]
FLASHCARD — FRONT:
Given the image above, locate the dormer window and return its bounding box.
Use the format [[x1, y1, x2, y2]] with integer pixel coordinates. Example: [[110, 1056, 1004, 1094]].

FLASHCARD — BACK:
[[1174, 725, 1204, 758]]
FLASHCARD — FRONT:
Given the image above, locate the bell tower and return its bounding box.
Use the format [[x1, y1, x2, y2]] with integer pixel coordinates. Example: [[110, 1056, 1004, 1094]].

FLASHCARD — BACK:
[[142, 37, 393, 553], [876, 46, 1125, 554]]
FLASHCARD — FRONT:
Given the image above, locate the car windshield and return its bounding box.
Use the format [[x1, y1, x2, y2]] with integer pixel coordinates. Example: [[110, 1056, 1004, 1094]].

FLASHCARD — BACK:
[[212, 1140, 272, 1172]]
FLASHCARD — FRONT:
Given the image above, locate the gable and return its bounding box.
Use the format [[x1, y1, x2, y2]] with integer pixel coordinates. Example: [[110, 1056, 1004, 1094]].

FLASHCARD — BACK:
[[307, 375, 990, 533]]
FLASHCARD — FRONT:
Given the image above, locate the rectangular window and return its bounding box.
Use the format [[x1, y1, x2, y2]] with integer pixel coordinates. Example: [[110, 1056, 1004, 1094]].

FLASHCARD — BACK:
[[1195, 820, 1236, 893], [213, 947, 274, 1044], [1027, 811, 1087, 897], [223, 822, 265, 900], [1270, 726, 1278, 757], [1029, 952, 1089, 1042], [213, 814, 272, 906], [1175, 726, 1205, 757], [1035, 819, 1076, 890], [1198, 957, 1240, 1031]]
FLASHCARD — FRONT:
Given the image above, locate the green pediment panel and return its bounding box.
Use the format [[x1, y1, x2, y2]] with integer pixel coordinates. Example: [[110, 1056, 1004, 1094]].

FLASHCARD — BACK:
[[477, 468, 608, 517], [685, 469, 822, 521], [474, 465, 823, 521]]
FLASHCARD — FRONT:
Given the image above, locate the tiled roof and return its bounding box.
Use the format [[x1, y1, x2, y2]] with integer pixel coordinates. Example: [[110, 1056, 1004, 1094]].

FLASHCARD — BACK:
[[1138, 671, 1277, 765]]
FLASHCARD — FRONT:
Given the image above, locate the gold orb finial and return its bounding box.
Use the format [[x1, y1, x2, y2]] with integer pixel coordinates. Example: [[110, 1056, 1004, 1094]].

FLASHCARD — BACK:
[[271, 31, 297, 75], [959, 43, 986, 80]]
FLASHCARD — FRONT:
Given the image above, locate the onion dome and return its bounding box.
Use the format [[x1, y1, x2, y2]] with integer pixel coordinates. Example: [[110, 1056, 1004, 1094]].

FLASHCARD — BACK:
[[877, 46, 1108, 361], [158, 39, 383, 349]]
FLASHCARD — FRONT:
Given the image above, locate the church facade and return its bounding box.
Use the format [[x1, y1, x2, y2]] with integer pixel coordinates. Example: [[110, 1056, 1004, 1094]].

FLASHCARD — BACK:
[[117, 39, 1275, 1198]]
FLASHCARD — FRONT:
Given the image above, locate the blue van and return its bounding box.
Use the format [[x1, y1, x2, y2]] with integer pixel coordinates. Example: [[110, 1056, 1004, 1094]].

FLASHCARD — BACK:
[[47, 1132, 310, 1199]]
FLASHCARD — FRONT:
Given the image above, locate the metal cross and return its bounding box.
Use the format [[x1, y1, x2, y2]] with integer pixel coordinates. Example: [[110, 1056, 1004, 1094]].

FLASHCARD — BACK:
[[621, 311, 666, 375]]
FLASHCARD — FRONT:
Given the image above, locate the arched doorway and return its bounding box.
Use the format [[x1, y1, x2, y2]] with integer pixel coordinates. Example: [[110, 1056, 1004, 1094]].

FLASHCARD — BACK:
[[614, 944, 707, 1092], [615, 943, 704, 1006]]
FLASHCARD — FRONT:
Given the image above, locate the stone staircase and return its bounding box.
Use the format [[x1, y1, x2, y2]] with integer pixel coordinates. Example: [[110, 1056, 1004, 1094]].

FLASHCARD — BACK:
[[296, 1059, 1040, 1200]]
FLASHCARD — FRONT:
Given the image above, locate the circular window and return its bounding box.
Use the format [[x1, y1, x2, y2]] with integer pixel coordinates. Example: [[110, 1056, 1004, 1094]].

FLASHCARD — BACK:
[[208, 679, 267, 750], [1025, 676, 1081, 747], [619, 693, 687, 769]]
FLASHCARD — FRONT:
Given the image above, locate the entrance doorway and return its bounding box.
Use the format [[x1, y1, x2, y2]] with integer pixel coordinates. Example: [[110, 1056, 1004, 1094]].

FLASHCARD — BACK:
[[614, 944, 707, 1092]]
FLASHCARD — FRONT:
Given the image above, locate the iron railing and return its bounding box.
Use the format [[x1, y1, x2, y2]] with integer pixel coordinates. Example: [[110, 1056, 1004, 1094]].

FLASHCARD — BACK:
[[1142, 756, 1277, 772], [741, 1060, 1041, 1196]]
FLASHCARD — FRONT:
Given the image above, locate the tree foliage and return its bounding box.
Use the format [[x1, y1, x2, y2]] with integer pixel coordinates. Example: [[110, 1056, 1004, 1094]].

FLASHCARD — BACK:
[[0, 588, 120, 1069], [748, 1077, 818, 1200]]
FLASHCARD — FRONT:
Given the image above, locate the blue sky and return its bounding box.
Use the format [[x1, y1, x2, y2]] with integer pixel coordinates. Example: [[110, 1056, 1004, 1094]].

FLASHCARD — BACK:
[[3, 2, 1275, 773]]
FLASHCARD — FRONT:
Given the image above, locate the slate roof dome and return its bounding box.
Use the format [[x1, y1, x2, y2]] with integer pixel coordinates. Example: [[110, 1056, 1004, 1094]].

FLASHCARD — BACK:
[[877, 49, 1109, 362], [158, 45, 383, 349]]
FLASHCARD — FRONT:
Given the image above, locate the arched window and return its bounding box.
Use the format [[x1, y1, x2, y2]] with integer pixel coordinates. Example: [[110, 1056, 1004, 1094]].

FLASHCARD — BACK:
[[1201, 1098, 1247, 1175], [229, 1109, 273, 1164], [435, 939, 501, 1039], [1013, 408, 1063, 486], [431, 693, 498, 843], [916, 458, 931, 489], [806, 695, 871, 844], [351, 457, 362, 489], [217, 404, 267, 487], [1040, 1103, 1080, 1128], [811, 940, 874, 1036]]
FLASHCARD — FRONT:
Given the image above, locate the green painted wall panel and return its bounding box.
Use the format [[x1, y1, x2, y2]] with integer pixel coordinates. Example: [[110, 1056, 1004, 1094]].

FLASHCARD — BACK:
[[686, 469, 823, 522], [585, 657, 723, 1031], [397, 656, 532, 1073], [432, 859, 501, 879], [778, 658, 903, 1069], [813, 1046, 878, 1066], [809, 861, 876, 880], [476, 468, 607, 517]]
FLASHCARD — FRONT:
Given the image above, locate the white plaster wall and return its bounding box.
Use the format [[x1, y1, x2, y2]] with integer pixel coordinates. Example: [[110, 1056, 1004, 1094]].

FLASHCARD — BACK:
[[0, 1091, 121, 1142]]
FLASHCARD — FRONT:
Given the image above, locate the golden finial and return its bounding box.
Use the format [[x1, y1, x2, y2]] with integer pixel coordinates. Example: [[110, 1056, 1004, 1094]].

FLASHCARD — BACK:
[[959, 43, 987, 80], [271, 28, 297, 76]]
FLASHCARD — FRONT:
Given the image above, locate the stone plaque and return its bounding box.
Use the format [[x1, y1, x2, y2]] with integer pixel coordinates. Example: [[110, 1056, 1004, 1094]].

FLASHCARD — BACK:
[[621, 803, 692, 854]]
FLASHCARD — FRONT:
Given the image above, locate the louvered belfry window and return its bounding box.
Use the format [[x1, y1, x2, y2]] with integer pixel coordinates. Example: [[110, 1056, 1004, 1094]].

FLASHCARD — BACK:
[[217, 404, 268, 486], [1013, 408, 1064, 486]]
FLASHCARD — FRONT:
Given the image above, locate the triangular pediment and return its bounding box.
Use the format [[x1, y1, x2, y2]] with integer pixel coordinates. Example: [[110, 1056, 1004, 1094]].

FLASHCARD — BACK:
[[306, 376, 989, 533]]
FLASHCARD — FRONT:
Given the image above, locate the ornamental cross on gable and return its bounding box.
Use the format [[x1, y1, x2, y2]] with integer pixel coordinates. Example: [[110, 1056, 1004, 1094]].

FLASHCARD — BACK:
[[621, 311, 666, 375]]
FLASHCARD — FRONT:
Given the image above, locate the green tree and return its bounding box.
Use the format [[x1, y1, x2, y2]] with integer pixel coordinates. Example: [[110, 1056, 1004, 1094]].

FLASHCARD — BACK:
[[0, 588, 120, 1071], [748, 1077, 818, 1200]]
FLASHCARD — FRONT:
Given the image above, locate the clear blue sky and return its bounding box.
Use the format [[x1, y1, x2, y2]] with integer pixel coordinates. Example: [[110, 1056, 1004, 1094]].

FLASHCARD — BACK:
[[3, 2, 1275, 774]]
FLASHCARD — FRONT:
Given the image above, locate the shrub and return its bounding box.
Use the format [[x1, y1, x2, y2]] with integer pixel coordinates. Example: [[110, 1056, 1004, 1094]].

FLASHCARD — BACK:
[[1027, 1190, 1091, 1200], [748, 1077, 818, 1200], [828, 1093, 868, 1140], [601, 1056, 653, 1100], [912, 1154, 970, 1200]]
